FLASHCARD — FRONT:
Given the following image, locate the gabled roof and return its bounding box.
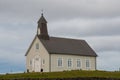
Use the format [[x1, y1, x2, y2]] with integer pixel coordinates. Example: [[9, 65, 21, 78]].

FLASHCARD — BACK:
[[25, 35, 97, 57], [39, 36, 97, 57], [25, 35, 37, 56]]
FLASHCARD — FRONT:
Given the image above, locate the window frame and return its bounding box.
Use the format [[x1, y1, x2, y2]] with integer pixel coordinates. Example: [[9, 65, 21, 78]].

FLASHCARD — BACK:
[[76, 59, 81, 68], [57, 58, 63, 67], [36, 43, 39, 50], [30, 59, 32, 66], [86, 59, 90, 69], [67, 58, 72, 68], [42, 59, 45, 65]]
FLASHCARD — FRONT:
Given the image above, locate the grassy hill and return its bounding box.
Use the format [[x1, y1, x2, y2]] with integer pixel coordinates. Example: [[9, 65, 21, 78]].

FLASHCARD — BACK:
[[0, 70, 120, 79]]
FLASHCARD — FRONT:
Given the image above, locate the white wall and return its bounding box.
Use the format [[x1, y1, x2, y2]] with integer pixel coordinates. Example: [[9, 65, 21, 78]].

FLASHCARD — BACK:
[[50, 54, 96, 72], [26, 37, 50, 72]]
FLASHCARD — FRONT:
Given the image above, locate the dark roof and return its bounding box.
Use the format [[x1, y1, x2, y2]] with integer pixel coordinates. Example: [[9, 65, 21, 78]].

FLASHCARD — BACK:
[[38, 14, 47, 23], [39, 36, 97, 57]]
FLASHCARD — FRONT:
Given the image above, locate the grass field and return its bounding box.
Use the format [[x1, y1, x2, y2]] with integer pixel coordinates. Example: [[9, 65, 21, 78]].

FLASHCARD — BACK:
[[0, 70, 120, 79]]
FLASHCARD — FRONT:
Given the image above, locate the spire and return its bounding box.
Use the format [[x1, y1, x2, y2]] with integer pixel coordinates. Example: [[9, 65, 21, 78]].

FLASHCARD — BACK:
[[38, 13, 47, 23], [37, 13, 49, 40]]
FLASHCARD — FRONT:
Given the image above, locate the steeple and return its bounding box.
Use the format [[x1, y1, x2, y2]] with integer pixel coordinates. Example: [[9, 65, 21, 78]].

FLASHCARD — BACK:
[[37, 13, 49, 40], [38, 13, 47, 23]]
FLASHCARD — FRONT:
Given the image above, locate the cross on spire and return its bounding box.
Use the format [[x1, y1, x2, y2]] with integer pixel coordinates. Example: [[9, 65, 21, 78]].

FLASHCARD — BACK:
[[41, 9, 44, 16]]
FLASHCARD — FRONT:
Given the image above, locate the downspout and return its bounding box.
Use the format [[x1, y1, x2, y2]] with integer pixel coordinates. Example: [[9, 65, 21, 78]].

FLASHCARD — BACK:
[[95, 57, 97, 70], [49, 54, 51, 72]]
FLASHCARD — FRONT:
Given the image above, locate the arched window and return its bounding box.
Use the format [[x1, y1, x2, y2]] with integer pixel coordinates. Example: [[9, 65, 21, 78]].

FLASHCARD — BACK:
[[36, 43, 39, 49]]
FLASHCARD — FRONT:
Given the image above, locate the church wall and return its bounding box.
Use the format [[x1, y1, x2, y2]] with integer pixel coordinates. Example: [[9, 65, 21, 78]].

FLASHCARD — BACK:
[[50, 54, 96, 72], [26, 37, 50, 72]]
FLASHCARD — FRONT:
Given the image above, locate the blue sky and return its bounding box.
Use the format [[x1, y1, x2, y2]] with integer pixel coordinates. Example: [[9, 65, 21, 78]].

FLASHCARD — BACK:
[[0, 0, 120, 73]]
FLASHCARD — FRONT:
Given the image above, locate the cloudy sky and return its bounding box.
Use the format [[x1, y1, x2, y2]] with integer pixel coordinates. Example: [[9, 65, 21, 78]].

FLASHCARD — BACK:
[[0, 0, 120, 73]]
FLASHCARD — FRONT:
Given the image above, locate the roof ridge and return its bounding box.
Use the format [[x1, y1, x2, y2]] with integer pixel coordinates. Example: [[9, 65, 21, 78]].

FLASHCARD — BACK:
[[50, 36, 84, 41]]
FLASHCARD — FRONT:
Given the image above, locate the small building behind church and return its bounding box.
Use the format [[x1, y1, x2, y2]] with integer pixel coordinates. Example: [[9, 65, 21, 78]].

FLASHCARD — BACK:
[[25, 14, 97, 72]]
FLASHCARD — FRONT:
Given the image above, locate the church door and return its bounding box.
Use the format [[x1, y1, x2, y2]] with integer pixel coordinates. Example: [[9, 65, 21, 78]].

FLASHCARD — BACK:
[[34, 55, 41, 72]]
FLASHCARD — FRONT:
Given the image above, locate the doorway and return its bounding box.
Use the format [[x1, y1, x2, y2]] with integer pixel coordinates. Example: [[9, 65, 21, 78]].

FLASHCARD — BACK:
[[34, 55, 41, 72]]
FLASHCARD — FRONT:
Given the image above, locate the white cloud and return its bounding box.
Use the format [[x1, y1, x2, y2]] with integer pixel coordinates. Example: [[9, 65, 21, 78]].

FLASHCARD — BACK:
[[84, 36, 120, 52], [48, 17, 120, 37]]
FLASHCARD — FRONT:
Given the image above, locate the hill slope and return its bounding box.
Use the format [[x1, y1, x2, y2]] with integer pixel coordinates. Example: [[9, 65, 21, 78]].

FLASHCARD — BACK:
[[0, 70, 120, 79]]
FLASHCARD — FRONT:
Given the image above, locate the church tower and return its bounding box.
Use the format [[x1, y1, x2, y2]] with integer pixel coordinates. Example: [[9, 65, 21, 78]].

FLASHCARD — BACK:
[[37, 13, 49, 40]]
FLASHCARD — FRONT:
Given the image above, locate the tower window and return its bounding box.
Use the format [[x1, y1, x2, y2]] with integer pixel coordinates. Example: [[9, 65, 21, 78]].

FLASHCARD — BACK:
[[36, 43, 39, 49], [37, 27, 40, 35]]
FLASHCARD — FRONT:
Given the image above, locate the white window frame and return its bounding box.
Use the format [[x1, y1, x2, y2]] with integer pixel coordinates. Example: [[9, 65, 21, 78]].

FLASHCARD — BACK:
[[76, 59, 81, 69], [42, 59, 45, 65], [36, 43, 39, 49], [30, 59, 32, 66], [57, 58, 63, 67], [86, 59, 90, 70], [67, 58, 73, 68]]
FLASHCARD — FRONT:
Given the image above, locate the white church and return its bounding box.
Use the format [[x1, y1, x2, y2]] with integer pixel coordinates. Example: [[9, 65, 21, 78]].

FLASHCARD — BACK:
[[25, 14, 97, 72]]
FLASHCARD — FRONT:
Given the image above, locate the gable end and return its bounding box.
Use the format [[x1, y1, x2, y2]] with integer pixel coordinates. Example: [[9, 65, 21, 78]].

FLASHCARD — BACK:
[[25, 35, 37, 56]]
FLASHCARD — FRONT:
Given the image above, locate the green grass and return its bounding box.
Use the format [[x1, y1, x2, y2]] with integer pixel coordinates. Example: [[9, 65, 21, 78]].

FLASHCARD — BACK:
[[0, 70, 120, 79]]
